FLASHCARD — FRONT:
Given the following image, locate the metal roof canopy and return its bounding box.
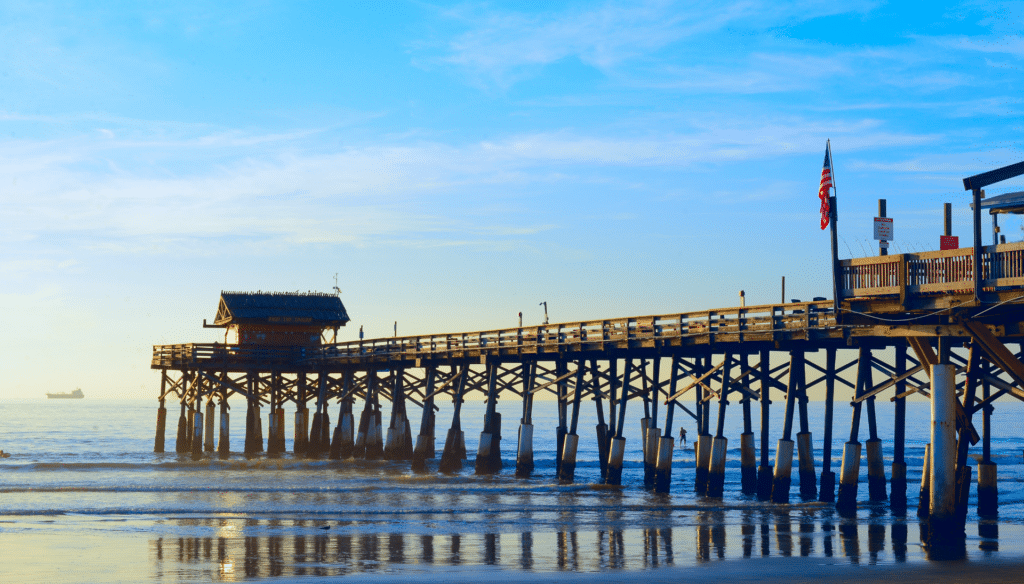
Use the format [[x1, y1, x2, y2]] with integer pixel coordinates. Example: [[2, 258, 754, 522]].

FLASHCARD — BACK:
[[971, 190, 1024, 215], [963, 160, 1024, 300]]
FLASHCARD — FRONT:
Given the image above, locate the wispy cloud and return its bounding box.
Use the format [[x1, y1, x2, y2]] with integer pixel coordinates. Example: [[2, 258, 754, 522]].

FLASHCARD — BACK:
[[419, 0, 877, 88]]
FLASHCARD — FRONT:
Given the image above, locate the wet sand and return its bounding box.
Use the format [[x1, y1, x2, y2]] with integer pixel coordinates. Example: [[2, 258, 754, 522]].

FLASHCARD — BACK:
[[275, 558, 1024, 584]]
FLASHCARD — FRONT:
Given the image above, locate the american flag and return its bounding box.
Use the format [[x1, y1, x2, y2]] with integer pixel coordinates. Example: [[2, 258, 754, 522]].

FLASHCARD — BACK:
[[818, 142, 833, 230]]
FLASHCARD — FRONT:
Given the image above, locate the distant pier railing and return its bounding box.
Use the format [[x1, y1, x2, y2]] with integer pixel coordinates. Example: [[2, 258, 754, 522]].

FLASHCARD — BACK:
[[839, 242, 1024, 299], [152, 301, 838, 370]]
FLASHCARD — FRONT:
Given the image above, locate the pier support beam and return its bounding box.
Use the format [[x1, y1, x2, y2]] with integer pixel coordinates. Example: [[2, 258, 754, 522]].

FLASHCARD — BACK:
[[740, 355, 756, 495], [559, 362, 586, 484], [475, 363, 503, 475], [366, 374, 385, 461], [865, 350, 887, 502], [837, 348, 869, 512], [594, 362, 610, 482], [204, 400, 216, 453], [218, 399, 230, 456], [772, 351, 800, 503], [819, 348, 836, 503], [654, 356, 680, 494], [154, 396, 167, 454], [606, 358, 631, 486], [918, 443, 931, 518], [191, 401, 204, 460], [978, 372, 998, 516], [707, 354, 732, 498], [516, 363, 536, 477], [439, 366, 468, 473], [385, 368, 413, 461], [413, 366, 438, 471], [694, 357, 712, 495], [929, 363, 958, 533], [330, 373, 354, 459], [890, 344, 908, 511], [757, 350, 773, 501]]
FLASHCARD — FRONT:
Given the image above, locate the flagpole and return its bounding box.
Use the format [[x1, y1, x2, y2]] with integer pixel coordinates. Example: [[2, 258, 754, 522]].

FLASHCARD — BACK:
[[828, 139, 841, 317]]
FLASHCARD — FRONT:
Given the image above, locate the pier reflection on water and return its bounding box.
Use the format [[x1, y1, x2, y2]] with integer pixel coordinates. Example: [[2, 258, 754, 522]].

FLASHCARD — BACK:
[[152, 511, 1005, 581]]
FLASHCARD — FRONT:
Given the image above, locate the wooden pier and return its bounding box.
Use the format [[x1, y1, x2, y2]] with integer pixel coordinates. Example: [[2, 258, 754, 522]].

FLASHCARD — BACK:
[[150, 162, 1024, 537]]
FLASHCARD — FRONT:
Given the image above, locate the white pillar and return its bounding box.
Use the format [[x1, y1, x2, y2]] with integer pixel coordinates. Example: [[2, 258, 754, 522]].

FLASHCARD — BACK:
[[930, 364, 956, 522]]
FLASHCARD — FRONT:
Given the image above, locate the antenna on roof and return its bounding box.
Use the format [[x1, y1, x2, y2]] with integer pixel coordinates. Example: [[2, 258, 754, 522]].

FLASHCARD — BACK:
[[333, 273, 341, 295]]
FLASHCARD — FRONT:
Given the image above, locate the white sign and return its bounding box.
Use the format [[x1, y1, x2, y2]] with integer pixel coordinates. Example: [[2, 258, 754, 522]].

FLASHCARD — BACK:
[[879, 240, 889, 249], [874, 217, 893, 241]]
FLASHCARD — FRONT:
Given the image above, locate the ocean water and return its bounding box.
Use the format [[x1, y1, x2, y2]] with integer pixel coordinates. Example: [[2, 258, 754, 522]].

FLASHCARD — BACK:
[[1, 397, 1023, 583]]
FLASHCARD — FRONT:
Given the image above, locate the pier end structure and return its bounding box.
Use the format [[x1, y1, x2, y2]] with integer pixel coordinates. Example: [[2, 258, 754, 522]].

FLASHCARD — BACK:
[[154, 291, 349, 455]]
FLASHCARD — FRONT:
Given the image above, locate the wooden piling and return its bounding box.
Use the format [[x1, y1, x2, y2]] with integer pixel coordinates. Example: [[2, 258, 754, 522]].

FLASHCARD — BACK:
[[594, 360, 610, 481], [656, 357, 679, 494], [819, 348, 836, 503], [204, 400, 216, 453], [516, 362, 536, 477], [757, 350, 773, 501], [978, 369, 997, 516], [439, 366, 468, 473], [476, 362, 504, 475], [413, 366, 438, 471], [772, 352, 799, 503], [837, 348, 868, 512], [890, 344, 907, 510], [794, 352, 816, 500], [330, 372, 354, 459], [707, 353, 732, 498], [918, 443, 931, 518], [559, 362, 586, 483], [154, 398, 167, 454], [218, 399, 230, 456], [606, 358, 631, 486]]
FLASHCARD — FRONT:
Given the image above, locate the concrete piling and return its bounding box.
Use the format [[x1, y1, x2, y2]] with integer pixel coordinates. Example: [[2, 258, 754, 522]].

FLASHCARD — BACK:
[[294, 407, 308, 456], [707, 436, 728, 498], [175, 403, 188, 454], [644, 425, 659, 490], [516, 423, 534, 477], [836, 441, 861, 511], [154, 404, 167, 454], [695, 433, 712, 495], [331, 399, 354, 459], [918, 443, 931, 518], [218, 400, 230, 456], [771, 439, 794, 503], [740, 433, 757, 496], [439, 367, 468, 473], [978, 461, 998, 516], [890, 461, 907, 510], [558, 433, 579, 483], [204, 401, 216, 453], [866, 438, 887, 501], [607, 437, 626, 485], [654, 436, 674, 494], [929, 364, 957, 530], [191, 408, 204, 460], [796, 432, 816, 499]]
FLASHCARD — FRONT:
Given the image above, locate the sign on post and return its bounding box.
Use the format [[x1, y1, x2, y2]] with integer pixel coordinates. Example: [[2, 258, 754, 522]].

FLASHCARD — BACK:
[[873, 217, 893, 241], [940, 235, 959, 250]]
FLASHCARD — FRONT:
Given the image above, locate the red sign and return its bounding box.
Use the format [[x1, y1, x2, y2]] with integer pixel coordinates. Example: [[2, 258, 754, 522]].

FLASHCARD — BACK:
[[940, 235, 959, 250]]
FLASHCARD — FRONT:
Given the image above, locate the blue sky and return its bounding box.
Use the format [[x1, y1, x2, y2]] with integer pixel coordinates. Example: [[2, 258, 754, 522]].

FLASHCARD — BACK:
[[2, 1, 1023, 398]]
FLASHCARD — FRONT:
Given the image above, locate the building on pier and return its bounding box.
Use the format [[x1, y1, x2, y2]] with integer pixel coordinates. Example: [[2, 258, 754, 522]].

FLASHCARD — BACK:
[[212, 291, 350, 346]]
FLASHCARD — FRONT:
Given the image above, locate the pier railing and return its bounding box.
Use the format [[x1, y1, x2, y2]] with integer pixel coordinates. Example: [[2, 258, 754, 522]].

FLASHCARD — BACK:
[[152, 301, 838, 369], [839, 242, 1024, 299]]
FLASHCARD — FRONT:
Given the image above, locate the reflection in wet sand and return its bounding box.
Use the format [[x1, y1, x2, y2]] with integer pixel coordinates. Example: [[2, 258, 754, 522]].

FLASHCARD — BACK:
[[150, 510, 1010, 580]]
